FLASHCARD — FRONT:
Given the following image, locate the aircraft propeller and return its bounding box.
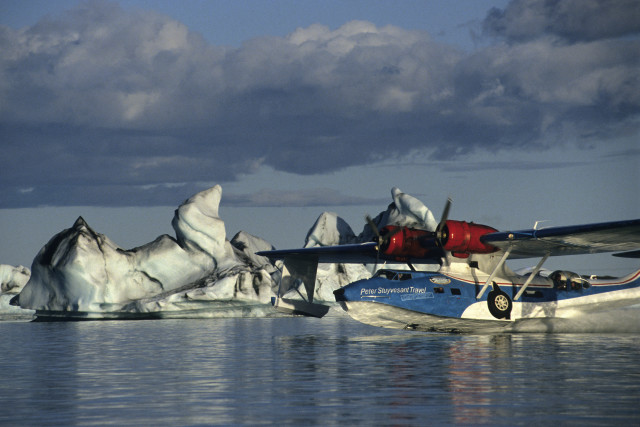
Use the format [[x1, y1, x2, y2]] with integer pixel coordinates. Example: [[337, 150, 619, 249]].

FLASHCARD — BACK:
[[366, 214, 382, 248], [364, 215, 381, 270], [366, 196, 451, 265], [366, 214, 386, 266], [366, 214, 406, 270], [435, 197, 453, 248]]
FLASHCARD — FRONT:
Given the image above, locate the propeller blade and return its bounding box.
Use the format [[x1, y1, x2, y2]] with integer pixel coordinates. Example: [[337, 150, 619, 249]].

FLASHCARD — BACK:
[[436, 197, 453, 247], [366, 215, 381, 243], [366, 214, 382, 271], [440, 197, 452, 224], [366, 214, 383, 248]]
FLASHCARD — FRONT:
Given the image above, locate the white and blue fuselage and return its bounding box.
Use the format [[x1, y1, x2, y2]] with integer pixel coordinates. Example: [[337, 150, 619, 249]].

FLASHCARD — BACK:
[[333, 266, 640, 332]]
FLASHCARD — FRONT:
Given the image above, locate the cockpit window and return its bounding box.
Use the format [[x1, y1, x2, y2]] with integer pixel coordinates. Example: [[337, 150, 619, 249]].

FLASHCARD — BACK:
[[374, 270, 412, 281], [550, 270, 588, 291]]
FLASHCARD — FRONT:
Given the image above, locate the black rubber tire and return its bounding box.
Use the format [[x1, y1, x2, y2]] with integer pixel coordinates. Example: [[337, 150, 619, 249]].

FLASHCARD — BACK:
[[487, 289, 512, 319]]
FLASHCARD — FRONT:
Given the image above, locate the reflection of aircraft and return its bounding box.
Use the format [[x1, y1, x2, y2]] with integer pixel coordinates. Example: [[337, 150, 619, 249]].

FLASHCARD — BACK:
[[257, 199, 640, 332]]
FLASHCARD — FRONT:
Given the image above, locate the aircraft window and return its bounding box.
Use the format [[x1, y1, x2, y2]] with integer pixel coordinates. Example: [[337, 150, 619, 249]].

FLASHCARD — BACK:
[[374, 270, 395, 280], [374, 270, 412, 281], [450, 288, 461, 296], [434, 287, 445, 294], [551, 270, 586, 291], [551, 270, 568, 290], [566, 272, 581, 290]]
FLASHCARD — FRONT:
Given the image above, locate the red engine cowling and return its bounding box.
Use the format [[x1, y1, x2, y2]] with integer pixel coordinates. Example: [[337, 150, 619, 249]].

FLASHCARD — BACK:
[[440, 220, 498, 257], [379, 226, 440, 260]]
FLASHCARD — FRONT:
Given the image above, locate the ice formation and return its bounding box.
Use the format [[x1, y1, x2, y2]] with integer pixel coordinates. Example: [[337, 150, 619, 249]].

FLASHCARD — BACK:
[[7, 185, 437, 319], [0, 264, 34, 318], [0, 264, 30, 294]]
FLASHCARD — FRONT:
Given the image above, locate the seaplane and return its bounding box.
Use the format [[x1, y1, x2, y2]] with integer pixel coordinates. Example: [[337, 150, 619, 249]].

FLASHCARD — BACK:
[[257, 197, 640, 333]]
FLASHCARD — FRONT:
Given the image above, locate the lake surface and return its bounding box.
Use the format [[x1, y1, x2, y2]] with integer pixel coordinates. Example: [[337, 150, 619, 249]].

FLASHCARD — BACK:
[[1, 313, 639, 426]]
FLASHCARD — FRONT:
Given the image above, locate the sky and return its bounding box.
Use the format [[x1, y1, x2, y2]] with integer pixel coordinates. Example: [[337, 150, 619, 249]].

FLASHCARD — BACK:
[[0, 0, 638, 275]]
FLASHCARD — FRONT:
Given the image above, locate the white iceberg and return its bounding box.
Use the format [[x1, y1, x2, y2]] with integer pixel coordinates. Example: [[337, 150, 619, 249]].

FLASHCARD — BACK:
[[1, 264, 31, 294], [357, 187, 438, 242], [0, 264, 34, 319], [13, 185, 266, 318], [8, 185, 437, 320]]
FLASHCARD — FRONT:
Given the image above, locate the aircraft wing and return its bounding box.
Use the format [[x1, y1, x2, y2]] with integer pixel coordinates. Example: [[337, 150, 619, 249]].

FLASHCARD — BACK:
[[481, 219, 640, 259], [257, 242, 381, 263], [257, 219, 640, 263]]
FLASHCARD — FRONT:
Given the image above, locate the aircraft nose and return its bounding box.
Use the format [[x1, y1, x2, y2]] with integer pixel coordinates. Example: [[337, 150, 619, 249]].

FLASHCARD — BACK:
[[333, 287, 346, 302]]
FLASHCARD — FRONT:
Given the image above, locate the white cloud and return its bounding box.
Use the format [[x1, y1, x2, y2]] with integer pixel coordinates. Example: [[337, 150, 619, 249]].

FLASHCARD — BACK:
[[119, 91, 161, 121], [0, 0, 638, 207]]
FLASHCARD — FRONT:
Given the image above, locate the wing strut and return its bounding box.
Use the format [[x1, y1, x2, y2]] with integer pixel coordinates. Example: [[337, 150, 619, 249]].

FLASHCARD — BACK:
[[477, 248, 512, 299], [514, 253, 550, 301]]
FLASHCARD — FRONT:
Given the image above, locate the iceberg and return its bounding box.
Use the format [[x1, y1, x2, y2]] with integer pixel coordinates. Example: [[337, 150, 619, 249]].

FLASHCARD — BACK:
[[12, 185, 272, 319], [0, 264, 30, 294], [7, 185, 438, 320], [0, 264, 34, 319]]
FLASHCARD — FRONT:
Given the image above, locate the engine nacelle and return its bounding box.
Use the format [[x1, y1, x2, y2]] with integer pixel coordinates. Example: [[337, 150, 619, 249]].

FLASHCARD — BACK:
[[379, 226, 441, 260], [440, 220, 498, 256]]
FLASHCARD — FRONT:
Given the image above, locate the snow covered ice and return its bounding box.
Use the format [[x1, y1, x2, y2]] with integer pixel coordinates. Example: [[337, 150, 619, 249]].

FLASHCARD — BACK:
[[0, 264, 34, 319], [2, 185, 439, 320]]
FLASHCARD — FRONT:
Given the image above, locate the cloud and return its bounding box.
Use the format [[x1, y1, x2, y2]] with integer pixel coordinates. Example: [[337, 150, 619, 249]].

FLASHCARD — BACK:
[[483, 0, 640, 42], [223, 188, 386, 207], [0, 182, 385, 209], [1, 0, 638, 207]]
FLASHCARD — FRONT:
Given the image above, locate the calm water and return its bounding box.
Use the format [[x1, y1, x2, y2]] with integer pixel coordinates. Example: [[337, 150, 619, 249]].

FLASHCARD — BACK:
[[1, 314, 639, 426]]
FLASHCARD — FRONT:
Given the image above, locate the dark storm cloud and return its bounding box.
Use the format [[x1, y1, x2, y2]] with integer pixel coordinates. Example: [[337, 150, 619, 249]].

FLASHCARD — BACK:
[[1, 0, 638, 207], [483, 0, 640, 42]]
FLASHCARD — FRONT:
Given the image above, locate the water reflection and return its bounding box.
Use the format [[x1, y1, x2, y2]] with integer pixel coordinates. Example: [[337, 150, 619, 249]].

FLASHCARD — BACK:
[[272, 322, 640, 425], [1, 317, 639, 425], [447, 335, 504, 423]]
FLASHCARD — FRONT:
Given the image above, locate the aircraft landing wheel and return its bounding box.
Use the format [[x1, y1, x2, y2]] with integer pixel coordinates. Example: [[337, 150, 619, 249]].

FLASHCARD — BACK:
[[488, 290, 512, 320]]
